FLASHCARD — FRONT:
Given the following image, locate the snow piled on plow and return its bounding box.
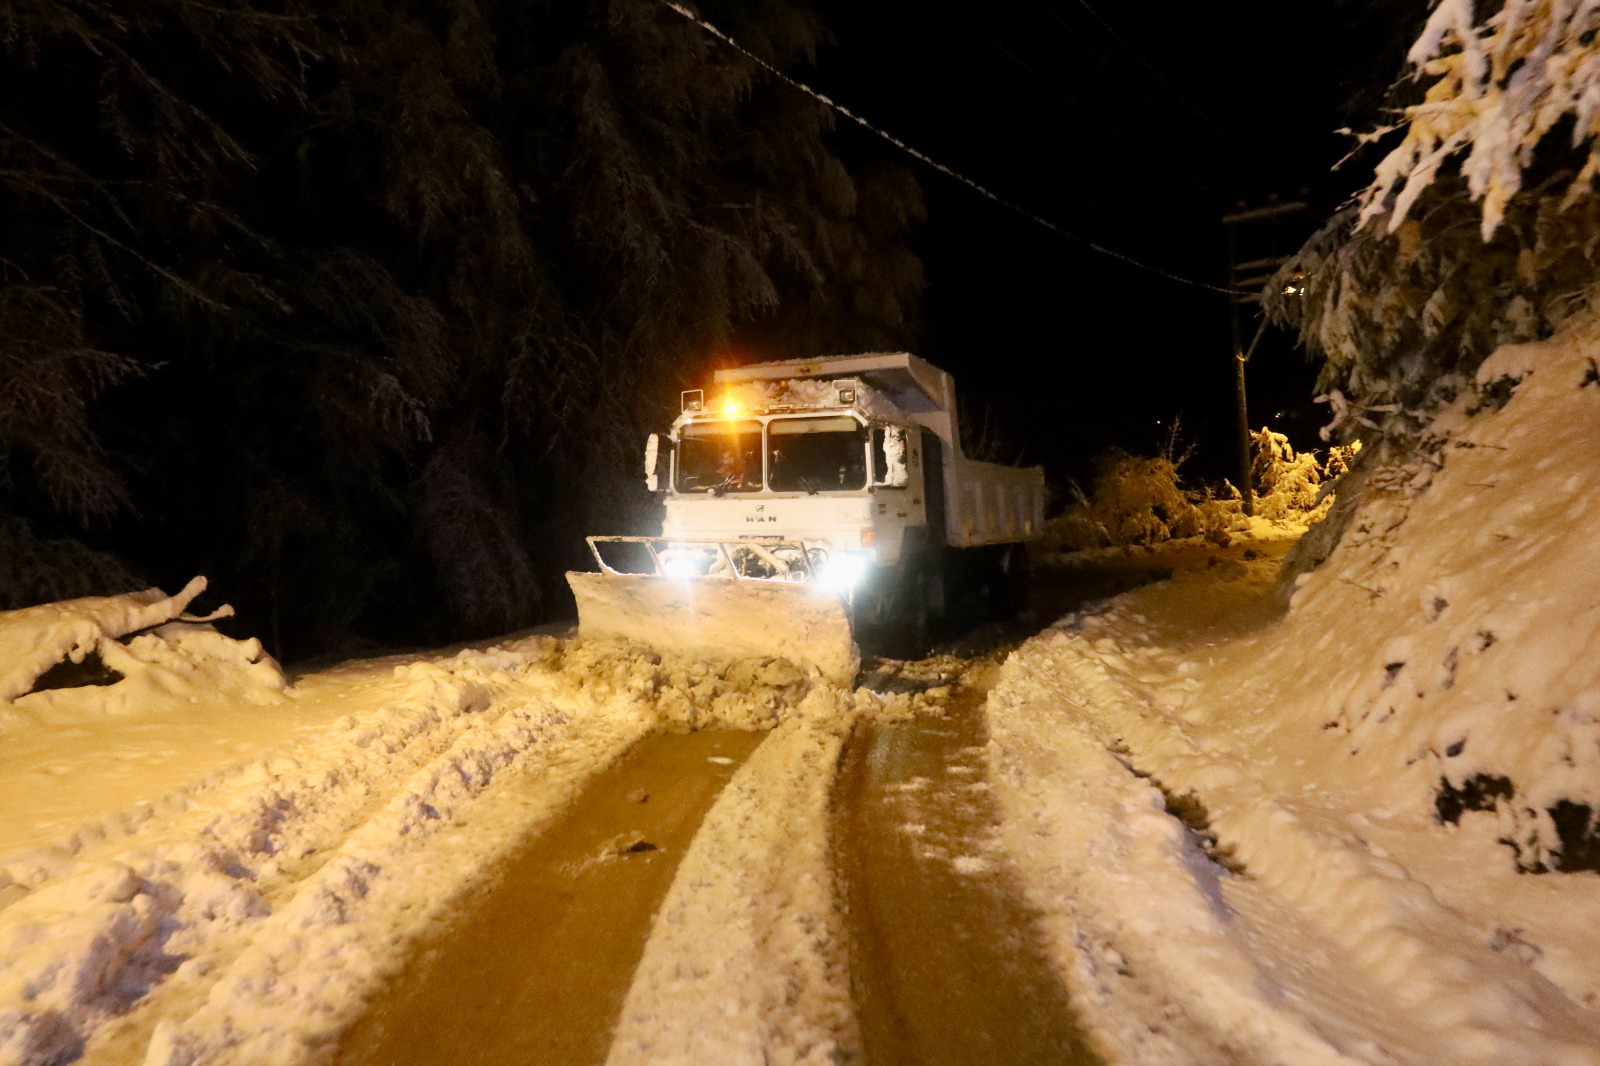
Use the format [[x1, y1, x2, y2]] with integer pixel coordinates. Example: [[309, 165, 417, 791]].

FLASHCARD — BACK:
[[568, 571, 860, 686], [986, 313, 1600, 1063]]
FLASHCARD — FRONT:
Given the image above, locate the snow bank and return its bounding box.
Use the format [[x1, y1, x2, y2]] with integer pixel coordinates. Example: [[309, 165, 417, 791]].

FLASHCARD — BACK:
[[12, 621, 287, 725], [987, 625, 1375, 1063], [0, 577, 234, 706], [1262, 319, 1600, 871], [988, 311, 1600, 1063], [568, 573, 859, 686], [0, 606, 866, 1066]]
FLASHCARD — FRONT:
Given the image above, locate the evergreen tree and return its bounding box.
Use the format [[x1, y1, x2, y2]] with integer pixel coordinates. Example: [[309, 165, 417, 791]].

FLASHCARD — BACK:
[[1268, 0, 1600, 440], [0, 0, 925, 655]]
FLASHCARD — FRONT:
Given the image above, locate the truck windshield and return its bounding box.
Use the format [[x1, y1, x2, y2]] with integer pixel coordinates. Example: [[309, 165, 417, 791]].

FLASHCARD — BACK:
[[768, 416, 867, 492], [676, 420, 763, 493]]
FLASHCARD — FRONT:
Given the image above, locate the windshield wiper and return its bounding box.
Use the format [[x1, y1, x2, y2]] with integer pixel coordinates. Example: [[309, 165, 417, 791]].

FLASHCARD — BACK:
[[797, 476, 820, 496]]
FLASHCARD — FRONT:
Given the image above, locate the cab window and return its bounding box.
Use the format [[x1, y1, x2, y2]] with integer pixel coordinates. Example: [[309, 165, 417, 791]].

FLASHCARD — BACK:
[[676, 420, 763, 493], [768, 416, 866, 492]]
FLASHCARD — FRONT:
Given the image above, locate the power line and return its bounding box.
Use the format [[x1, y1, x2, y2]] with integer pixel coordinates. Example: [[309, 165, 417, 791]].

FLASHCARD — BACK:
[[655, 0, 1241, 297]]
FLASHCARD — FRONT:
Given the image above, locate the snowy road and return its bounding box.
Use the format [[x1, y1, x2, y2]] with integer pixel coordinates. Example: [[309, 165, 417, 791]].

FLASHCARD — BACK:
[[0, 565, 1134, 1065], [327, 656, 1105, 1066], [335, 729, 764, 1065], [0, 556, 1275, 1065], [9, 334, 1600, 1066], [834, 661, 1097, 1065]]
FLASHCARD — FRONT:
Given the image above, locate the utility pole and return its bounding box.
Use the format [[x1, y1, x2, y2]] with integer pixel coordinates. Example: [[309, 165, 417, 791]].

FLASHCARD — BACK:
[[1221, 199, 1305, 517]]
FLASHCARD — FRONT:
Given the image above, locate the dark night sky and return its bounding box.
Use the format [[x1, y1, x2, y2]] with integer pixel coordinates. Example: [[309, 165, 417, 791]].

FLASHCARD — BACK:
[[802, 0, 1406, 489]]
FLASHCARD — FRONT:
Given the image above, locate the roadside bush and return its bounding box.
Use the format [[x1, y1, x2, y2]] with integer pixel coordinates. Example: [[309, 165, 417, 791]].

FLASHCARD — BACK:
[[1042, 431, 1355, 554], [1252, 429, 1361, 524]]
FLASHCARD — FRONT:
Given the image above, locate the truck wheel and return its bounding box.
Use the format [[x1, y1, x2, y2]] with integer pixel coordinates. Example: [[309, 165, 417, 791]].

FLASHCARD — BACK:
[[995, 543, 1033, 621], [885, 558, 930, 660]]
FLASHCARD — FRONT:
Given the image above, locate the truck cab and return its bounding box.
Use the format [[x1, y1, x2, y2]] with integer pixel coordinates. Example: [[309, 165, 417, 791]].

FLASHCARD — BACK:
[[658, 385, 923, 589], [571, 353, 1045, 672], [646, 353, 1045, 609]]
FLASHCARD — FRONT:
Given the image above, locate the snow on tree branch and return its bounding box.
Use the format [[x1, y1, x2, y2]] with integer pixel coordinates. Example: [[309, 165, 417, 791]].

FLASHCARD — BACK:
[[1362, 0, 1600, 238]]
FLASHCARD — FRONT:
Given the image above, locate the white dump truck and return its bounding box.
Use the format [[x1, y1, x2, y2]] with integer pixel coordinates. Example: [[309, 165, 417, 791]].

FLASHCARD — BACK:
[[566, 353, 1045, 682]]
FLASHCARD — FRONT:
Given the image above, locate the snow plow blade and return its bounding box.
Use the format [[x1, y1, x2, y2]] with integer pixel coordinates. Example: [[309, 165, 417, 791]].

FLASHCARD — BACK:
[[567, 537, 859, 685], [567, 572, 859, 685]]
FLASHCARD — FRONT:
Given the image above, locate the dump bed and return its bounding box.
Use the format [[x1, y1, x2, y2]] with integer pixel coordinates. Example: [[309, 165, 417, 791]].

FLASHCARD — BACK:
[[945, 457, 1045, 548]]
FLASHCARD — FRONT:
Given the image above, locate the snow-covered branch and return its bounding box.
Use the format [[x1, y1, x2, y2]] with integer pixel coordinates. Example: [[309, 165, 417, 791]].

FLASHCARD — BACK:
[[1362, 0, 1600, 238]]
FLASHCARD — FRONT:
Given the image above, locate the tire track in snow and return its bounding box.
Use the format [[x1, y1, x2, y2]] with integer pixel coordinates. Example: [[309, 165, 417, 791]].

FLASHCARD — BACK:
[[833, 664, 1100, 1065], [66, 642, 660, 1066], [605, 702, 861, 1066], [334, 728, 766, 1066]]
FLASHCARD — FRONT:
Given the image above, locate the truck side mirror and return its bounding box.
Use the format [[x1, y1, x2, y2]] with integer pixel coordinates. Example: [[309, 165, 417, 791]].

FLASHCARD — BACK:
[[872, 426, 910, 488], [644, 433, 662, 492]]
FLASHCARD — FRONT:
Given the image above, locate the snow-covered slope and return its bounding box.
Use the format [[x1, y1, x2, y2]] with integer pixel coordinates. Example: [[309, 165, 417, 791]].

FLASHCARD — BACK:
[[986, 312, 1600, 1062]]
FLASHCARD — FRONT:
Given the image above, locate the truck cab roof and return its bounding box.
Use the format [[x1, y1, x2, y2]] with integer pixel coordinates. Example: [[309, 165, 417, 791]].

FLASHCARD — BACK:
[[714, 353, 956, 443]]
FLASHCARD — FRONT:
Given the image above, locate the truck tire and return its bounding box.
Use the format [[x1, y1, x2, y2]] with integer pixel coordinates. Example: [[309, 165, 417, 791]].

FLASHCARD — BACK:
[[890, 560, 930, 660], [994, 542, 1033, 621], [853, 554, 931, 661]]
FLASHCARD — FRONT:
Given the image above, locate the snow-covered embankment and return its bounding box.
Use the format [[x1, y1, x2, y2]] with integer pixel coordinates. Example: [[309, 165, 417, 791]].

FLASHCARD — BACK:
[[987, 313, 1600, 1064]]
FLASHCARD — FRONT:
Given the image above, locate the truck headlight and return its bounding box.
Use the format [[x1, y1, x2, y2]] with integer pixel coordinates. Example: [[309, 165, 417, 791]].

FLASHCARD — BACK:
[[662, 556, 699, 580], [660, 546, 709, 579], [818, 551, 870, 592]]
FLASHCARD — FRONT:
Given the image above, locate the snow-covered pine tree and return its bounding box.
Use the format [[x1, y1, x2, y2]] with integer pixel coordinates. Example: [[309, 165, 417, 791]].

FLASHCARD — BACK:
[[0, 0, 924, 653], [1362, 0, 1600, 240], [1268, 0, 1600, 441]]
